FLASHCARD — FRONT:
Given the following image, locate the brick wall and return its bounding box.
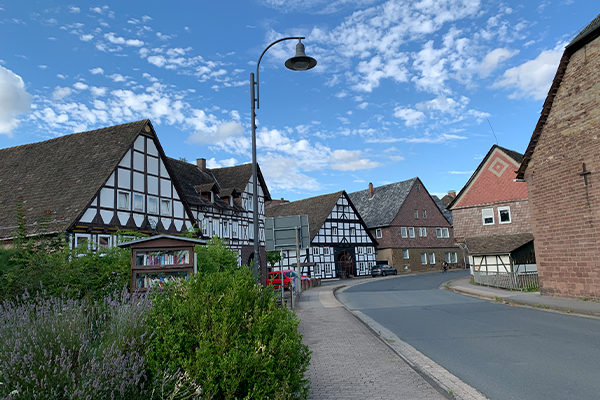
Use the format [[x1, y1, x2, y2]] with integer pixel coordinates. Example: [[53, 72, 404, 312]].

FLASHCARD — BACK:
[[389, 247, 466, 272], [453, 200, 532, 242], [524, 35, 600, 300]]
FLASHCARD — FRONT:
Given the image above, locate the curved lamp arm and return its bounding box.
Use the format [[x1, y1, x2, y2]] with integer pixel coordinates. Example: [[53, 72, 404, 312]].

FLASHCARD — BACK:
[[254, 36, 305, 109]]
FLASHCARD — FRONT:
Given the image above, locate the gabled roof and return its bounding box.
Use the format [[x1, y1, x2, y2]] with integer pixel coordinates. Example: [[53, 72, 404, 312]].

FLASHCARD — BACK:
[[517, 13, 600, 179], [166, 157, 219, 208], [465, 233, 534, 256], [448, 145, 524, 210], [265, 191, 344, 241], [432, 195, 453, 225], [348, 178, 417, 228], [209, 163, 272, 202], [0, 120, 150, 238]]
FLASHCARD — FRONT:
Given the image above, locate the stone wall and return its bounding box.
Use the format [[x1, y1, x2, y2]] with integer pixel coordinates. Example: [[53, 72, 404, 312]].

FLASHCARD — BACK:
[[524, 35, 600, 299]]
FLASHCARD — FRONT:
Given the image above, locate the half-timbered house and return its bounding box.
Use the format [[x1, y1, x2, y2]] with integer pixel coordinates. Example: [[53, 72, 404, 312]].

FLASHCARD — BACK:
[[265, 191, 377, 279], [0, 119, 271, 276]]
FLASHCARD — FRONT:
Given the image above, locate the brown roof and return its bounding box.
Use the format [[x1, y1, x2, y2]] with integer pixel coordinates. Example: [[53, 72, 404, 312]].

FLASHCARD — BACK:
[[0, 120, 150, 238], [166, 157, 219, 208], [465, 233, 534, 255], [265, 191, 345, 241], [517, 13, 600, 179], [209, 163, 272, 202]]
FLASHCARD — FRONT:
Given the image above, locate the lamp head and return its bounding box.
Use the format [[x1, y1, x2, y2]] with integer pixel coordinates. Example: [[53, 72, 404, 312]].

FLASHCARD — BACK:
[[285, 40, 317, 71]]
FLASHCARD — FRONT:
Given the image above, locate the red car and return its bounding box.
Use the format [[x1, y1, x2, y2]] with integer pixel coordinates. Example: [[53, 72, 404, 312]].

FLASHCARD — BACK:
[[267, 270, 306, 289]]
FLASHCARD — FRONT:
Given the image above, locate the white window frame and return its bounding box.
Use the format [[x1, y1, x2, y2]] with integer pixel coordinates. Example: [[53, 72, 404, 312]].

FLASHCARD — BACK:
[[332, 227, 338, 235], [117, 191, 130, 210], [443, 227, 449, 238], [133, 193, 144, 212], [98, 235, 111, 249], [402, 249, 409, 259], [445, 252, 451, 263], [232, 221, 238, 237], [423, 209, 427, 219], [436, 228, 443, 238], [376, 228, 382, 238], [408, 227, 415, 238], [498, 206, 511, 224], [312, 247, 320, 255], [414, 209, 419, 219], [421, 252, 427, 265], [350, 227, 356, 236], [148, 196, 158, 214], [324, 247, 330, 255], [429, 252, 435, 264], [451, 252, 458, 263], [222, 221, 229, 238], [419, 227, 427, 237], [160, 199, 171, 216], [482, 207, 494, 225], [401, 227, 407, 238], [247, 195, 253, 211]]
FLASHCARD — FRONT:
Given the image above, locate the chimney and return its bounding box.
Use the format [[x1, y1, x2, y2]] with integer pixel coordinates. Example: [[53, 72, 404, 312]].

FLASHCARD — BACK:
[[448, 190, 456, 197], [368, 182, 374, 199], [196, 158, 206, 172]]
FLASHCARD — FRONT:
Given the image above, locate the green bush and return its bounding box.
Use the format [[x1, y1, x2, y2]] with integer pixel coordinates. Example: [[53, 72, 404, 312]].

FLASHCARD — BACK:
[[147, 240, 310, 400]]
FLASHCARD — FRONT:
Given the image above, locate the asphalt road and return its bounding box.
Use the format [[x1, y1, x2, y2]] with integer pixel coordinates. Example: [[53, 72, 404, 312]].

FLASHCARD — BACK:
[[337, 270, 600, 400]]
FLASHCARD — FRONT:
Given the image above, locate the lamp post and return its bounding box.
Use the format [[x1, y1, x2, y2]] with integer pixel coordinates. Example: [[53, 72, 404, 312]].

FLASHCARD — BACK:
[[250, 37, 317, 280]]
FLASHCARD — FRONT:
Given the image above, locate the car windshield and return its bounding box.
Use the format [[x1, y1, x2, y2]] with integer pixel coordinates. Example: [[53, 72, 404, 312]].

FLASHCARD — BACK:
[[270, 272, 280, 279], [284, 271, 298, 278]]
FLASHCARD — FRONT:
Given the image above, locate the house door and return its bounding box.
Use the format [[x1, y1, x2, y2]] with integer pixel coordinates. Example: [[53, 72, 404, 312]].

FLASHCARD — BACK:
[[337, 250, 354, 279]]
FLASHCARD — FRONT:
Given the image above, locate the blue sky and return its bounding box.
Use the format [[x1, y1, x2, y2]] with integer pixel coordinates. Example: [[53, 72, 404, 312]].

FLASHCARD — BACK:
[[0, 1, 596, 201]]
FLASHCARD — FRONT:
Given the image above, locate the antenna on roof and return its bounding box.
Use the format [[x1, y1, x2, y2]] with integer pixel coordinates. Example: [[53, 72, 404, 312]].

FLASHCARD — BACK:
[[487, 118, 498, 146]]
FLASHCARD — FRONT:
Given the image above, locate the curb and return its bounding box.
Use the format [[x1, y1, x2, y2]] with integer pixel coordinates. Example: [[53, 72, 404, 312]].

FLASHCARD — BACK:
[[334, 276, 488, 400]]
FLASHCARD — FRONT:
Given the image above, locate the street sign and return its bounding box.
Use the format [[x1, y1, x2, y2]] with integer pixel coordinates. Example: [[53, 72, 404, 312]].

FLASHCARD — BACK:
[[265, 215, 309, 251]]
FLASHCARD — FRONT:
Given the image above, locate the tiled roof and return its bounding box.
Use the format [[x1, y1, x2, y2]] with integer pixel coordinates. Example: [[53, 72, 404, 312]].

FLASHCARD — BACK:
[[0, 120, 149, 238], [265, 191, 344, 241], [432, 195, 453, 225], [348, 178, 417, 228], [567, 13, 600, 49], [465, 233, 534, 255], [166, 157, 218, 207], [209, 163, 272, 202]]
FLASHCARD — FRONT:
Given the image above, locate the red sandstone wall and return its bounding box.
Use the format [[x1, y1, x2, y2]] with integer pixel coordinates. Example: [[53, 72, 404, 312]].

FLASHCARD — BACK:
[[524, 35, 600, 300]]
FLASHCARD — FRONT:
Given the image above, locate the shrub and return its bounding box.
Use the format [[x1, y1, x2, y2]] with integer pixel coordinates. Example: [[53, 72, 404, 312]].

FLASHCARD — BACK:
[[147, 241, 310, 399]]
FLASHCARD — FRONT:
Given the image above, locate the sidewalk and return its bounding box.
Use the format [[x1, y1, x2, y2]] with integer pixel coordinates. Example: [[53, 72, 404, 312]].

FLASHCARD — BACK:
[[296, 281, 460, 400], [446, 276, 600, 318]]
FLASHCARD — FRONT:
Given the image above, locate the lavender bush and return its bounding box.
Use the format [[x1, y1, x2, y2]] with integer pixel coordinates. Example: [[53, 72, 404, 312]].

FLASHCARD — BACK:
[[0, 288, 200, 400]]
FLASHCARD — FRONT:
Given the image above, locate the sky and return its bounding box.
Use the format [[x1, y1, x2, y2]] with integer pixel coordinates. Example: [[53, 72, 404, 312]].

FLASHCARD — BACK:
[[0, 1, 597, 202]]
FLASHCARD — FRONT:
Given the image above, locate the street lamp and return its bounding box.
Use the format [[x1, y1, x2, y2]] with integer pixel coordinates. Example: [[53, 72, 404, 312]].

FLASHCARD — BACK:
[[250, 37, 317, 280]]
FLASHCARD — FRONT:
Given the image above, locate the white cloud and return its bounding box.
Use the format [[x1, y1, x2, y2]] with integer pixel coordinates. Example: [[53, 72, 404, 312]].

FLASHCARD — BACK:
[[80, 34, 94, 42], [104, 33, 144, 47], [393, 106, 426, 126], [69, 6, 80, 13], [492, 47, 563, 100], [90, 67, 104, 75], [259, 155, 321, 192], [330, 149, 381, 171], [477, 48, 519, 78], [73, 82, 88, 90], [448, 170, 474, 174], [206, 157, 238, 168], [188, 121, 244, 144], [0, 66, 31, 136], [52, 86, 72, 100]]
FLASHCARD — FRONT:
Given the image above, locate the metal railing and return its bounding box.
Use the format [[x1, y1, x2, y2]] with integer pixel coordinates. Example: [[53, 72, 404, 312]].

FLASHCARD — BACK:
[[473, 270, 539, 291]]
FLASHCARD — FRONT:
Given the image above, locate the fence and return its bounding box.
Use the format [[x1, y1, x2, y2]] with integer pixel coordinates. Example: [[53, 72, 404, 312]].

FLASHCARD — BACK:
[[473, 270, 539, 290]]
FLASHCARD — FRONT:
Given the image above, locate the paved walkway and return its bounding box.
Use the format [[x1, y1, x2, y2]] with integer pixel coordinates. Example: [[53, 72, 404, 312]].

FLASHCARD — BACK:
[[295, 273, 600, 400], [296, 282, 449, 400]]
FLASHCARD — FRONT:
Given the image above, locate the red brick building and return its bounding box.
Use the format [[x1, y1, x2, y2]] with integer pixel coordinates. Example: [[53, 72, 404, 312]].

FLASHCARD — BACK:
[[516, 14, 600, 300], [449, 145, 535, 279], [349, 178, 462, 273]]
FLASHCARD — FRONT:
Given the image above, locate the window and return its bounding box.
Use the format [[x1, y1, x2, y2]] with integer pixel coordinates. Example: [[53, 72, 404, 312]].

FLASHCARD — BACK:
[[443, 228, 449, 238], [133, 194, 144, 212], [161, 199, 171, 216], [414, 209, 419, 219], [421, 253, 427, 265], [324, 247, 330, 255], [232, 221, 238, 237], [401, 227, 407, 238], [249, 223, 254, 239], [118, 191, 130, 210], [445, 252, 451, 263], [498, 206, 511, 224], [222, 222, 229, 238], [482, 208, 494, 225], [312, 247, 320, 255], [402, 249, 409, 259], [416, 184, 420, 192], [419, 227, 427, 237], [332, 227, 338, 235], [98, 235, 111, 249], [436, 228, 443, 238], [148, 197, 158, 214], [376, 228, 382, 238], [325, 263, 332, 274], [429, 253, 435, 264], [423, 209, 427, 219], [408, 227, 415, 238], [350, 227, 356, 236], [451, 252, 457, 263]]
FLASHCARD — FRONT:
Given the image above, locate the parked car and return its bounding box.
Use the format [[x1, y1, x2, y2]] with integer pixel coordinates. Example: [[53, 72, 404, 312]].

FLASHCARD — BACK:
[[371, 264, 397, 277], [267, 270, 307, 289]]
